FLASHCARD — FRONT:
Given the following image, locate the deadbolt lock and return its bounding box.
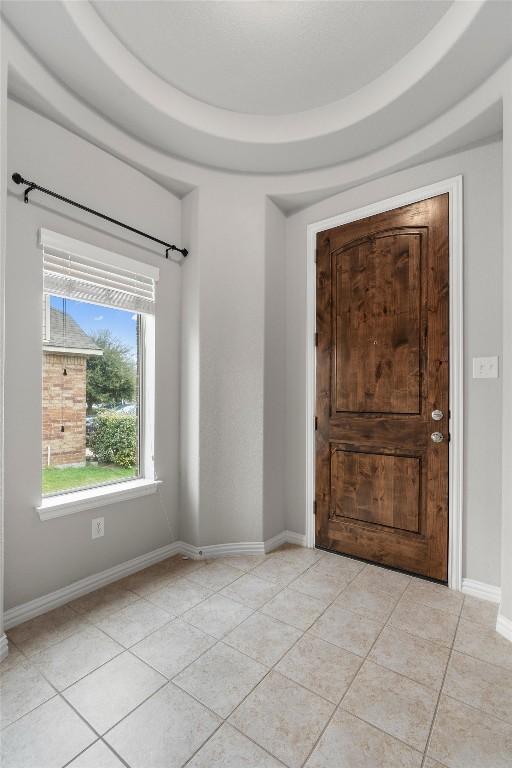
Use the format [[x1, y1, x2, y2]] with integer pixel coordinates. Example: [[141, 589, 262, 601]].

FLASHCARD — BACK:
[[431, 432, 444, 443], [431, 409, 444, 421]]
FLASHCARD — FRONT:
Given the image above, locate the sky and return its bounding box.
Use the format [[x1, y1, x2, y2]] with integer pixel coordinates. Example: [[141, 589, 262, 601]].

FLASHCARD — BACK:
[[50, 295, 137, 356]]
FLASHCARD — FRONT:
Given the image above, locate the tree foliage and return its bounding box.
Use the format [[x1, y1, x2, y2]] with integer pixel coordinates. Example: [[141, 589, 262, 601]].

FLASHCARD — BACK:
[[86, 330, 135, 411]]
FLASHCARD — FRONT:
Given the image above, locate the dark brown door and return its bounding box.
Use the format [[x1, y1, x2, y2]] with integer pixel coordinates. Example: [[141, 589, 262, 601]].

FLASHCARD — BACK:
[[315, 195, 449, 581]]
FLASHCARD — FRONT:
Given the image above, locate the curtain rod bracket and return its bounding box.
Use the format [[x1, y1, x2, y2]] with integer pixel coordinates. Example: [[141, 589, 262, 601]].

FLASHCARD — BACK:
[[11, 172, 188, 259]]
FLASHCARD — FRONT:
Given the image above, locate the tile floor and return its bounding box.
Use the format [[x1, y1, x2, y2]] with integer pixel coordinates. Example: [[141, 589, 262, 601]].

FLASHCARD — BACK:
[[2, 546, 512, 768]]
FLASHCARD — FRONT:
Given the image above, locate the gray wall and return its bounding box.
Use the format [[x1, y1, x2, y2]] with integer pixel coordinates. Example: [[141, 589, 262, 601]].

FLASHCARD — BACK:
[[285, 141, 503, 587], [4, 101, 182, 609]]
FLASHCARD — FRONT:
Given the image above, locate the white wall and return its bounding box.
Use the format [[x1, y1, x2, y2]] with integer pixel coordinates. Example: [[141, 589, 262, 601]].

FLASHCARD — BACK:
[[263, 199, 286, 540], [4, 101, 182, 609], [500, 90, 512, 625], [285, 141, 503, 588], [179, 188, 200, 546], [196, 182, 267, 545]]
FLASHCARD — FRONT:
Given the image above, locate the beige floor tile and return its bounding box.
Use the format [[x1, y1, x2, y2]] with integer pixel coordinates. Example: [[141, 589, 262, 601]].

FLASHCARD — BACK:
[[131, 618, 215, 678], [403, 580, 463, 616], [31, 625, 122, 690], [1, 696, 95, 768], [105, 683, 221, 768], [230, 670, 334, 768], [187, 723, 283, 767], [353, 564, 411, 598], [341, 661, 438, 752], [389, 598, 458, 647], [220, 572, 283, 609], [69, 583, 140, 622], [424, 760, 447, 768], [187, 561, 245, 590], [309, 603, 382, 656], [289, 567, 345, 605], [269, 546, 323, 570], [261, 588, 325, 630], [369, 626, 450, 690], [63, 651, 165, 733], [444, 651, 512, 724], [217, 554, 267, 572], [0, 643, 24, 672], [167, 556, 207, 577], [313, 552, 365, 582], [334, 583, 397, 624], [224, 612, 302, 666], [461, 595, 499, 628], [183, 594, 253, 638], [174, 642, 267, 717], [116, 564, 178, 597], [68, 740, 126, 767], [95, 598, 172, 647], [305, 709, 423, 768], [454, 618, 512, 671], [276, 634, 362, 703], [428, 694, 512, 768], [7, 604, 86, 656], [251, 557, 306, 586], [0, 660, 55, 728], [147, 577, 213, 615]]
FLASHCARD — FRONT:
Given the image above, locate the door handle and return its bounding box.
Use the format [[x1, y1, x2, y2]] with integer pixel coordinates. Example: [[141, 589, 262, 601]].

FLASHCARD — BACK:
[[431, 432, 444, 443]]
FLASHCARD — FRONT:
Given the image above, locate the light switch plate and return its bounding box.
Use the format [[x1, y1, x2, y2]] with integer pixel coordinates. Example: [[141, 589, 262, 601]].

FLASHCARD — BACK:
[[472, 356, 499, 379]]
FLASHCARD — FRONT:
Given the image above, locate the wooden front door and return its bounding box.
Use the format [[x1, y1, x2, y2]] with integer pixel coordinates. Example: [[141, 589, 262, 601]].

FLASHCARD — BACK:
[[315, 194, 449, 581]]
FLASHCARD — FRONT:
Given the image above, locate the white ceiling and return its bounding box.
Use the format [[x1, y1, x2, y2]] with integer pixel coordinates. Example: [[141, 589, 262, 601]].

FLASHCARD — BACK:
[[2, 0, 512, 174], [92, 0, 451, 115]]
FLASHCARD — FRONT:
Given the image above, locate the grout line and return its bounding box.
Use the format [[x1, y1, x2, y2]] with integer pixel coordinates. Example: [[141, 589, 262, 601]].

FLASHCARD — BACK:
[[420, 603, 463, 766]]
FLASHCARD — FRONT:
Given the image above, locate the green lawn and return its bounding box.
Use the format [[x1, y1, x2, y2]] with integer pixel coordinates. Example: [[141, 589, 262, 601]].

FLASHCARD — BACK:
[[43, 464, 136, 495]]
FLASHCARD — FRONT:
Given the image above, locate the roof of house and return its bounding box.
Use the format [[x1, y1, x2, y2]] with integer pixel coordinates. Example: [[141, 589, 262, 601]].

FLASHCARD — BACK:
[[44, 307, 103, 355]]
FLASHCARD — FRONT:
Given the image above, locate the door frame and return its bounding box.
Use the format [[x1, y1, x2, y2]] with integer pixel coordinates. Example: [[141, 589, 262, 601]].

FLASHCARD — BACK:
[[306, 176, 463, 590]]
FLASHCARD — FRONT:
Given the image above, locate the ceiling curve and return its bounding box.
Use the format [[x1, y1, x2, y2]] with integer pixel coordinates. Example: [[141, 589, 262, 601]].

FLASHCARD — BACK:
[[2, 0, 512, 174], [92, 0, 451, 115]]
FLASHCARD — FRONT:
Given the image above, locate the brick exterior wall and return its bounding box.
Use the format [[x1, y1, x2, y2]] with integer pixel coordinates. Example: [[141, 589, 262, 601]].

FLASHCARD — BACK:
[[42, 352, 88, 467]]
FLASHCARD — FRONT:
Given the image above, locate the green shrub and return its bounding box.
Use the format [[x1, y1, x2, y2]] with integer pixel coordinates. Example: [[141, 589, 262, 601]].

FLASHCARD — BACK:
[[89, 412, 136, 469]]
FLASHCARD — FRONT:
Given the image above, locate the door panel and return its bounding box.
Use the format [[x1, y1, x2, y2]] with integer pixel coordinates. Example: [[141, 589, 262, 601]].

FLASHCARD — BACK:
[[315, 195, 449, 581], [330, 449, 421, 534], [335, 233, 421, 414]]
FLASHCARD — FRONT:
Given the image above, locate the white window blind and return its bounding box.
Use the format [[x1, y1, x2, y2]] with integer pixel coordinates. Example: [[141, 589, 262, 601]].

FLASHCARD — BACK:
[[40, 229, 159, 315]]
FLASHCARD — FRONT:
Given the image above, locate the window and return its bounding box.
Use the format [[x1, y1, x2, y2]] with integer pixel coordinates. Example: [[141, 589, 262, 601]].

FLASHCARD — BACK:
[[40, 229, 158, 502]]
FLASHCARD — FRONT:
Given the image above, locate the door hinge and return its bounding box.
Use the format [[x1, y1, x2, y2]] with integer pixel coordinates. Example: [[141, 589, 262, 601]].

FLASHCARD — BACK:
[[315, 248, 318, 263], [315, 416, 318, 431], [313, 500, 317, 516], [314, 332, 318, 347]]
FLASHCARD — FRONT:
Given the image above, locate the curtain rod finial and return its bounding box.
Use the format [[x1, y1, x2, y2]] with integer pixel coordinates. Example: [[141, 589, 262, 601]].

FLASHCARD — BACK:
[[12, 172, 23, 185]]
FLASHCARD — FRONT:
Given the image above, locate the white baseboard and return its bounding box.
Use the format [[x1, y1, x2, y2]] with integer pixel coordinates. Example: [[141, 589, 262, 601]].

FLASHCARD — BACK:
[[496, 613, 512, 643], [0, 633, 8, 661], [461, 578, 501, 604], [193, 541, 266, 558], [264, 530, 306, 553], [3, 540, 182, 630], [3, 531, 308, 629]]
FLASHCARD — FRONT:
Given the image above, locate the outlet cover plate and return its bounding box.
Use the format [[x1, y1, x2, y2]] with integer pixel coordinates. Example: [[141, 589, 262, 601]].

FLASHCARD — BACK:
[[92, 517, 104, 539], [472, 356, 499, 379]]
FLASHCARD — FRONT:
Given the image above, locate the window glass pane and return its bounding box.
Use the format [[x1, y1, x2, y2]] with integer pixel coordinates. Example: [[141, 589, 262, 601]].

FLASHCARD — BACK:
[[42, 295, 140, 496]]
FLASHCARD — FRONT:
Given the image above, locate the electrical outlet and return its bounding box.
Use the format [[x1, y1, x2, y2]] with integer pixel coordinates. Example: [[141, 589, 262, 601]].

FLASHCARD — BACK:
[[92, 517, 104, 539]]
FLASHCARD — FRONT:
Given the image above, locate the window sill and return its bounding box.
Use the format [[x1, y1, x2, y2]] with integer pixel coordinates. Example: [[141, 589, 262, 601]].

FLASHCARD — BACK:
[[36, 478, 161, 521]]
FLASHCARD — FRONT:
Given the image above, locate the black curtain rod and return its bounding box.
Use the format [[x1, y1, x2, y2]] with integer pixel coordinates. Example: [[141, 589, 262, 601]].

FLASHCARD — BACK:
[[11, 172, 188, 259]]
